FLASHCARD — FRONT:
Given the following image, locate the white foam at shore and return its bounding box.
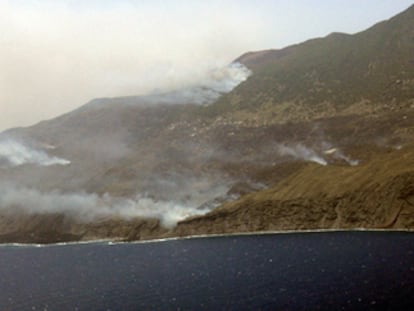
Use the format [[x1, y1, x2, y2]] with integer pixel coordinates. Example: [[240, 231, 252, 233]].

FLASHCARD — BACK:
[[1, 228, 412, 248]]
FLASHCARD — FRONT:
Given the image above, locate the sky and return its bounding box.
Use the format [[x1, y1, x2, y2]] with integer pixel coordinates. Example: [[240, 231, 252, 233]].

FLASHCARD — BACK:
[[0, 0, 413, 131]]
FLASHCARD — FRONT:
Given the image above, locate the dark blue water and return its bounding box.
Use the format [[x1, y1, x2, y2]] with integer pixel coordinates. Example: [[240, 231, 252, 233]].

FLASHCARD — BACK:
[[0, 231, 413, 310]]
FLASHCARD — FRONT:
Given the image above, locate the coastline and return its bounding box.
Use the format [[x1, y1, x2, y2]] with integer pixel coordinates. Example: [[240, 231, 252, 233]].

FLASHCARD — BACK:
[[1, 228, 413, 248]]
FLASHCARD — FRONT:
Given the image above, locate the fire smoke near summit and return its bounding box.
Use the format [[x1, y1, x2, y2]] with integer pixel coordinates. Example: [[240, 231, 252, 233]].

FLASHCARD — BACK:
[[1, 0, 411, 130], [0, 1, 412, 245]]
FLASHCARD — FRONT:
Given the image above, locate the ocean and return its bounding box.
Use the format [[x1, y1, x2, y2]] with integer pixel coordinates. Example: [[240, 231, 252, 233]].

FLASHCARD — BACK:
[[0, 231, 413, 310]]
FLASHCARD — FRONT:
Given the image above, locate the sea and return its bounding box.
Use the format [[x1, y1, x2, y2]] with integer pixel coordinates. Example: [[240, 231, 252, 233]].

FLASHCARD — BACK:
[[0, 231, 413, 310]]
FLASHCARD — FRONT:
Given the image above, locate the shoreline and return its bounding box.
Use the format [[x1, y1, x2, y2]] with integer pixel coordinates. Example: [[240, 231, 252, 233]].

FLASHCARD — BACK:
[[1, 228, 413, 248]]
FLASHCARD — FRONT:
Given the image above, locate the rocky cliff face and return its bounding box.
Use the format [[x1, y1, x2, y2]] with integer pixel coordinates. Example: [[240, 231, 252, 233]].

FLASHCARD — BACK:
[[0, 5, 413, 243]]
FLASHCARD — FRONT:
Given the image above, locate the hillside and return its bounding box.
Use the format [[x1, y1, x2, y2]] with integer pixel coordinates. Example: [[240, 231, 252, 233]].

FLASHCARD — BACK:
[[0, 5, 413, 243], [209, 4, 414, 124], [174, 145, 414, 236]]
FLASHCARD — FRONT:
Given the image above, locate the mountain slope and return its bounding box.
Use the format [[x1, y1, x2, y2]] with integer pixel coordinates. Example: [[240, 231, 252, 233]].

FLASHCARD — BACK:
[[0, 5, 413, 243], [173, 144, 414, 235], [208, 4, 414, 122]]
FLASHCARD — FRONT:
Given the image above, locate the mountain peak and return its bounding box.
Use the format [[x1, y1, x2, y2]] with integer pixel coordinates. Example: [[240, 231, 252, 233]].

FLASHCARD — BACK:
[[212, 3, 414, 122]]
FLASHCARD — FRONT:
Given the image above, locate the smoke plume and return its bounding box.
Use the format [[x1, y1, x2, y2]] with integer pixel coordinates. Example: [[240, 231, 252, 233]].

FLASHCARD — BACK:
[[142, 63, 251, 105], [0, 1, 269, 131], [323, 147, 359, 166], [0, 139, 70, 167], [275, 143, 328, 166], [0, 184, 212, 228]]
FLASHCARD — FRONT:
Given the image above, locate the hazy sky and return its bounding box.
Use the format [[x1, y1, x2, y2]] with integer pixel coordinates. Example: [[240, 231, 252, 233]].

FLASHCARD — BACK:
[[1, 0, 412, 131]]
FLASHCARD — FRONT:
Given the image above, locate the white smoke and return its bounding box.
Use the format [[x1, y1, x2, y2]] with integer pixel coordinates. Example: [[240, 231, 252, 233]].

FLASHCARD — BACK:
[[324, 148, 359, 166], [200, 62, 252, 94], [272, 141, 359, 167], [0, 1, 271, 131], [0, 184, 210, 228], [126, 62, 251, 106], [275, 143, 328, 166], [0, 140, 70, 167]]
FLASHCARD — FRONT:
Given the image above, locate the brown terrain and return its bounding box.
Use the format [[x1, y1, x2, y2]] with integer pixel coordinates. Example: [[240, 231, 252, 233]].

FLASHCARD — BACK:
[[174, 145, 414, 236], [0, 4, 413, 243]]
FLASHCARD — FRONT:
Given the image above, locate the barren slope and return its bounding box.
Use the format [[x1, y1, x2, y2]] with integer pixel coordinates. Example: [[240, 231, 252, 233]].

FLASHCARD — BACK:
[[174, 145, 414, 236], [0, 5, 413, 243]]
